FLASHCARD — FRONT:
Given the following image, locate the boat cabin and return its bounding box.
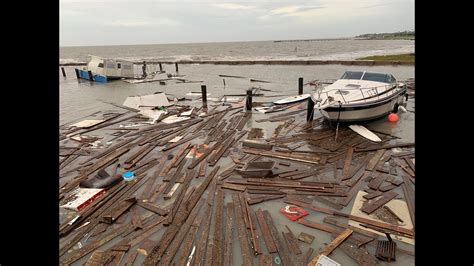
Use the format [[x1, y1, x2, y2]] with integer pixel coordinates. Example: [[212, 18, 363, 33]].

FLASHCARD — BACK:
[[85, 55, 134, 78], [340, 71, 396, 84]]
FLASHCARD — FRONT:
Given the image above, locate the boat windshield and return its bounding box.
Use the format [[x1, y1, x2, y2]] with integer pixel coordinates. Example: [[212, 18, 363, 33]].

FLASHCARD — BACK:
[[340, 71, 364, 80], [362, 72, 390, 83]]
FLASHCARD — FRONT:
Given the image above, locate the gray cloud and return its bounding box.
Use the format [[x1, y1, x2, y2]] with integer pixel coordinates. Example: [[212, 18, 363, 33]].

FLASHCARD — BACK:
[[60, 0, 414, 46]]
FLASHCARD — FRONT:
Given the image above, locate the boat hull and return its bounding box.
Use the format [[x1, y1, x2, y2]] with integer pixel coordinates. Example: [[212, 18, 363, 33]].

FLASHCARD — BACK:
[[76, 69, 122, 83], [319, 89, 406, 122]]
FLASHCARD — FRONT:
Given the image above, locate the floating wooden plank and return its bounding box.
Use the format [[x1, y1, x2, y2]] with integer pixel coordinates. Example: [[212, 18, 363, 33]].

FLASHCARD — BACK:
[[136, 201, 168, 216], [298, 219, 338, 234], [137, 239, 157, 256], [244, 196, 262, 255], [191, 201, 213, 265], [366, 149, 386, 171], [160, 200, 203, 266], [126, 217, 166, 247], [221, 182, 246, 192], [361, 191, 398, 214], [101, 197, 136, 224], [61, 224, 132, 264], [339, 242, 378, 266], [323, 216, 379, 239], [308, 229, 353, 266], [262, 210, 293, 266], [255, 208, 277, 253], [368, 173, 387, 190], [166, 170, 195, 225], [355, 142, 414, 152], [363, 191, 383, 200], [379, 183, 397, 192], [259, 254, 273, 266], [175, 213, 204, 265], [298, 232, 315, 244], [231, 193, 253, 265], [199, 160, 207, 177], [123, 251, 138, 266], [210, 189, 225, 266], [303, 247, 314, 265], [283, 230, 302, 255], [248, 194, 285, 205], [349, 214, 413, 237], [223, 202, 235, 266], [397, 166, 415, 226], [341, 147, 354, 180]]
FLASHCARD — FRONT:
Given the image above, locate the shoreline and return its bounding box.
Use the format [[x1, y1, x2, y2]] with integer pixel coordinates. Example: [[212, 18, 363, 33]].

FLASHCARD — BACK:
[[59, 59, 414, 67]]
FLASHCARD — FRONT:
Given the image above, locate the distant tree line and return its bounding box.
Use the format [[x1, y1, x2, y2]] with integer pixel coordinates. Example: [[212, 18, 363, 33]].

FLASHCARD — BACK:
[[356, 30, 415, 39]]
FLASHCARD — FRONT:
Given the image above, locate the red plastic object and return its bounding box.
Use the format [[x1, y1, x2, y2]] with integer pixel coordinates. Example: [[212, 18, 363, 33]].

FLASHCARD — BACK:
[[388, 113, 399, 122], [279, 205, 309, 221]]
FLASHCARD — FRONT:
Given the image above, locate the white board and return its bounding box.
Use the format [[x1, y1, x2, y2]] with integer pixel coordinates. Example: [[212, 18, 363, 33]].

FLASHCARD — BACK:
[[273, 94, 310, 105], [123, 93, 171, 111], [349, 125, 382, 142], [139, 110, 165, 123], [349, 191, 414, 245], [161, 115, 190, 124]]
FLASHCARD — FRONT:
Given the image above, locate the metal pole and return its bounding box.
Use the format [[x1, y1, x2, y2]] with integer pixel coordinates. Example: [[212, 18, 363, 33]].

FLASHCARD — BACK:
[[74, 69, 80, 79], [175, 63, 179, 73], [159, 63, 163, 71], [61, 67, 66, 77]]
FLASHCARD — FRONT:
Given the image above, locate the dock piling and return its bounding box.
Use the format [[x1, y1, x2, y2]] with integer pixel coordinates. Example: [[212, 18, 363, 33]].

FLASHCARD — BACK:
[[298, 77, 303, 95], [246, 89, 253, 112], [175, 63, 179, 74], [201, 85, 207, 103], [159, 63, 163, 71]]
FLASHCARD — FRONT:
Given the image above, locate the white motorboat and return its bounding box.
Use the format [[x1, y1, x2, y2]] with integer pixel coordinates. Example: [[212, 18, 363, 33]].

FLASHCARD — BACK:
[[311, 71, 407, 122]]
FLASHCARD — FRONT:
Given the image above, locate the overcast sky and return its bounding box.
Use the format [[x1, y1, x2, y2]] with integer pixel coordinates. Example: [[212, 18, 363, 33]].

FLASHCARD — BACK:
[[60, 0, 414, 47]]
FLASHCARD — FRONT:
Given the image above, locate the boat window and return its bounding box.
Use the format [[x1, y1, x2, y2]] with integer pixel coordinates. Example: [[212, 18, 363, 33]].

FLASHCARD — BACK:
[[362, 72, 389, 82], [388, 74, 396, 83], [123, 64, 132, 70], [341, 71, 364, 80], [107, 63, 115, 69], [335, 90, 350, 95], [98, 63, 104, 68], [117, 63, 121, 69]]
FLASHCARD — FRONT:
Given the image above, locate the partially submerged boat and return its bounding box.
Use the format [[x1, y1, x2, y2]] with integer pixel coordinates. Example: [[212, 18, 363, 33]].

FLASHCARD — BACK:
[[311, 71, 407, 122], [75, 55, 134, 82]]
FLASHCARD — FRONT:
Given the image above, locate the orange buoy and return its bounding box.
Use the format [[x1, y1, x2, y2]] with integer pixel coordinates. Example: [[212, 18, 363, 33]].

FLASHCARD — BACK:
[[388, 113, 399, 122]]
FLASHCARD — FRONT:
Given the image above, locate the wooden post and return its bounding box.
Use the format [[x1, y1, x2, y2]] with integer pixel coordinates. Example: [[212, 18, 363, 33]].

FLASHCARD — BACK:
[[307, 97, 314, 121], [88, 70, 93, 80], [246, 89, 253, 112], [74, 69, 80, 79], [175, 63, 179, 73], [159, 63, 163, 71], [201, 85, 207, 103], [61, 67, 66, 77], [298, 77, 303, 95]]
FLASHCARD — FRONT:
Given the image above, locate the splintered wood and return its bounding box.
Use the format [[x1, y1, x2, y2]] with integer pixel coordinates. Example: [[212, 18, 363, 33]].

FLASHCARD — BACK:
[[59, 94, 414, 266]]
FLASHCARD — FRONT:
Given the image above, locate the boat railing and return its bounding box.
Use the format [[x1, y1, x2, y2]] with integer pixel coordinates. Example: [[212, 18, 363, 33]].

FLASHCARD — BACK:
[[316, 83, 399, 104]]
